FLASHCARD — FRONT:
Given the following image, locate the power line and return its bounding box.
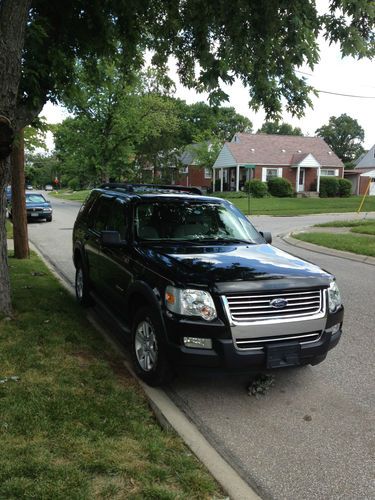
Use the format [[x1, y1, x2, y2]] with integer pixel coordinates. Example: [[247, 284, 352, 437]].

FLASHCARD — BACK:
[[295, 69, 375, 98], [316, 89, 375, 98]]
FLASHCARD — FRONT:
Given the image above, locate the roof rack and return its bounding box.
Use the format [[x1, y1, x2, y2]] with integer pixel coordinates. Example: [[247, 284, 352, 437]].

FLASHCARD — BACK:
[[99, 183, 202, 195]]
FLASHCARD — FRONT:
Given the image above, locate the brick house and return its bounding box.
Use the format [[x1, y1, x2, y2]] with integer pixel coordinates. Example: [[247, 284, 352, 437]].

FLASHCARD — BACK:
[[171, 144, 212, 190], [212, 133, 344, 194]]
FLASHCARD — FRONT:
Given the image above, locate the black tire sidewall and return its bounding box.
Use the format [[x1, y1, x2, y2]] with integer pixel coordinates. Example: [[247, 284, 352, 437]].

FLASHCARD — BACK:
[[131, 306, 172, 386]]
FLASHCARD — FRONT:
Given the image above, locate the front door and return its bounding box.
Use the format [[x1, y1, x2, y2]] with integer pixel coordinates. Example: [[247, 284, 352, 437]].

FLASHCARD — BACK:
[[298, 168, 305, 192]]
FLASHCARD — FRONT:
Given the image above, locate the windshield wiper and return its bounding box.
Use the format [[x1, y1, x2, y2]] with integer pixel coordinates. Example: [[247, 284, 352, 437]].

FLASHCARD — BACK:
[[198, 237, 253, 244]]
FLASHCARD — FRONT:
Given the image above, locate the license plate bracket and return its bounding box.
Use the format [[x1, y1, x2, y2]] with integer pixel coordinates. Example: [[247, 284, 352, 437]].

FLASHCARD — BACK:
[[266, 342, 301, 369]]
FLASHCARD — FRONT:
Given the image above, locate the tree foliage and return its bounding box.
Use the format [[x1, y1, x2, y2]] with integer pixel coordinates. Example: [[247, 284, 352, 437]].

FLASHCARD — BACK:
[[257, 121, 303, 136], [315, 114, 365, 167]]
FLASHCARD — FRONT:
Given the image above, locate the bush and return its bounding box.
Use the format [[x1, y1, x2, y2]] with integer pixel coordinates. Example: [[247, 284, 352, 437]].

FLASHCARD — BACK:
[[338, 178, 352, 197], [319, 176, 339, 197], [67, 177, 80, 191], [244, 179, 268, 198], [267, 177, 293, 197]]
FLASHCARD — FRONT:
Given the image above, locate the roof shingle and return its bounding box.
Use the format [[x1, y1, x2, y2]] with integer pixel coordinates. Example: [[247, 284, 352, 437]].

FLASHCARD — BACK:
[[226, 133, 343, 167]]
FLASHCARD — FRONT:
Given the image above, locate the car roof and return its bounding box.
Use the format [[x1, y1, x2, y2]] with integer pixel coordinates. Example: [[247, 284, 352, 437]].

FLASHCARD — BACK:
[[93, 188, 227, 205]]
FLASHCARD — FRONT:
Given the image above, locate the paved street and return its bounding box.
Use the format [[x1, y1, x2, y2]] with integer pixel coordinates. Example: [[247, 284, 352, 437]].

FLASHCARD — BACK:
[[27, 195, 375, 500]]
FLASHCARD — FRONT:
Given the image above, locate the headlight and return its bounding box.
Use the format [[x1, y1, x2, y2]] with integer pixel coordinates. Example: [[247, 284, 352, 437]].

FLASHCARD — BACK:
[[43, 207, 52, 212], [165, 286, 217, 321], [328, 281, 342, 313]]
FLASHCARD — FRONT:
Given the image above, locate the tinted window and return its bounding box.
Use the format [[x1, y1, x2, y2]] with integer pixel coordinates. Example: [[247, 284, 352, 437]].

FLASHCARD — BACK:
[[26, 194, 46, 203], [135, 201, 263, 244], [107, 200, 128, 239], [89, 196, 113, 232]]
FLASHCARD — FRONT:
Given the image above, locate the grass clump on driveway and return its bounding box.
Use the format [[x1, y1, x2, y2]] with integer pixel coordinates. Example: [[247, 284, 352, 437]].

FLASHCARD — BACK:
[[0, 252, 222, 499]]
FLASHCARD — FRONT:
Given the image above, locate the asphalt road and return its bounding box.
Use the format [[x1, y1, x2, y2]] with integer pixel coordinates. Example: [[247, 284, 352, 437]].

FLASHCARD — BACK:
[[28, 195, 375, 500]]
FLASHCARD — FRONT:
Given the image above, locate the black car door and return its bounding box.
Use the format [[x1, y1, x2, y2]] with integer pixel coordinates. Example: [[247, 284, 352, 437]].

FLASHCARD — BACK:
[[99, 198, 133, 316], [84, 195, 113, 293]]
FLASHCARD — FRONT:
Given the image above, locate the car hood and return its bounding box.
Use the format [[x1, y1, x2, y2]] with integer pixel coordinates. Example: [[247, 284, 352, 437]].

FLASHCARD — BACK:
[[138, 243, 332, 291]]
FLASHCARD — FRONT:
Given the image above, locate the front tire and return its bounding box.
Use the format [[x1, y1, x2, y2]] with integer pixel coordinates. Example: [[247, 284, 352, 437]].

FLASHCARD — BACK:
[[75, 260, 93, 307], [131, 306, 173, 386]]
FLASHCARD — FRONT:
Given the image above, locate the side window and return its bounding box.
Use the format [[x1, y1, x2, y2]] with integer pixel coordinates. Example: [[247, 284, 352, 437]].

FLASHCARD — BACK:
[[88, 195, 114, 232], [107, 200, 128, 240]]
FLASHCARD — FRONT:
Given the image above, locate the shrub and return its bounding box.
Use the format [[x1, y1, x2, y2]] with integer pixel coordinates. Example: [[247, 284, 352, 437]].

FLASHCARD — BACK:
[[338, 178, 352, 197], [67, 177, 80, 191], [319, 176, 339, 197], [244, 179, 268, 197], [267, 177, 293, 197]]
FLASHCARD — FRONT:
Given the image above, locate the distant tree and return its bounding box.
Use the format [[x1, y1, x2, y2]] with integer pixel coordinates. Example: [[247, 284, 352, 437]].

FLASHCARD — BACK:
[[315, 114, 365, 167], [177, 102, 252, 144], [257, 121, 303, 136]]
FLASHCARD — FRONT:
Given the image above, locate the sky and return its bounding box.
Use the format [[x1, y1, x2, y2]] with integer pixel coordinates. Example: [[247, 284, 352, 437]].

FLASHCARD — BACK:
[[42, 20, 375, 151]]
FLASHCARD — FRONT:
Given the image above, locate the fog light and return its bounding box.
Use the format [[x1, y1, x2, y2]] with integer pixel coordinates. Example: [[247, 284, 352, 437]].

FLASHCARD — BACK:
[[325, 323, 340, 335], [183, 337, 213, 349]]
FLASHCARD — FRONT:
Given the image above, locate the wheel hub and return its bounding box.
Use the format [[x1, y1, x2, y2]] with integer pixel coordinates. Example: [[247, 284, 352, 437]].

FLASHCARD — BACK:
[[135, 320, 158, 372]]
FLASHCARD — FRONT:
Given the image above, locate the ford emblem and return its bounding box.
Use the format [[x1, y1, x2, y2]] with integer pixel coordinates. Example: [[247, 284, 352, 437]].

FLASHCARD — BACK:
[[270, 298, 288, 309]]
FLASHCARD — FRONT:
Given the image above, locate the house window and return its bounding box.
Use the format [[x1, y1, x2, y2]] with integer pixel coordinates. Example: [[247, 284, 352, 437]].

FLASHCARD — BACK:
[[204, 168, 212, 179], [321, 169, 338, 176], [262, 168, 281, 182], [180, 166, 188, 174]]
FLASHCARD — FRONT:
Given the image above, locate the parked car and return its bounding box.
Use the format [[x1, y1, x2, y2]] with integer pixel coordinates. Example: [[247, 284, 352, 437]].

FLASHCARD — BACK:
[[72, 184, 344, 386], [5, 185, 11, 204], [26, 184, 33, 190], [45, 184, 53, 191], [9, 192, 53, 222]]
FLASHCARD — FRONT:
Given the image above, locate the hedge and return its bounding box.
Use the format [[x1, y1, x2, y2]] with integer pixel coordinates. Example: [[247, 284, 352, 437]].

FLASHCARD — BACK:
[[267, 177, 293, 197], [244, 179, 268, 197]]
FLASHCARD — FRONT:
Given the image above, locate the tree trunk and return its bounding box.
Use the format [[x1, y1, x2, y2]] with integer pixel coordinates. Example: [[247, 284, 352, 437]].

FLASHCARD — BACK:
[[0, 0, 32, 315], [0, 157, 12, 316], [11, 128, 29, 258]]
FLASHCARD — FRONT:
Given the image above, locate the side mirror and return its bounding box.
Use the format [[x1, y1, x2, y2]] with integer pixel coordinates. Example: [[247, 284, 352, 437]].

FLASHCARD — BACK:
[[100, 230, 123, 247], [259, 231, 272, 244]]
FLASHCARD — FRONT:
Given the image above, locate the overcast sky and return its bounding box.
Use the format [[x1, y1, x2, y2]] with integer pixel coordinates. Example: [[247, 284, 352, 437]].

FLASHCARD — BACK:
[[43, 18, 374, 150]]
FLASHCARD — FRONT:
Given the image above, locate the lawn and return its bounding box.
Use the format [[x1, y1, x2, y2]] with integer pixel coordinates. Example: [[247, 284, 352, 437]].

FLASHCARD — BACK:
[[6, 219, 13, 239], [294, 218, 375, 257], [0, 253, 223, 499], [52, 189, 375, 215], [51, 189, 91, 202], [223, 195, 375, 216], [293, 232, 375, 257]]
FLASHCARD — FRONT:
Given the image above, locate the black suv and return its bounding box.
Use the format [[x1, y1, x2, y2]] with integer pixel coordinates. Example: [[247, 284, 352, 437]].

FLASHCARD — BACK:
[[73, 184, 344, 386]]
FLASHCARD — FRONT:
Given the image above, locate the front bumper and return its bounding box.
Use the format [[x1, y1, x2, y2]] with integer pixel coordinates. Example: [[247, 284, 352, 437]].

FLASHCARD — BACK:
[[27, 211, 52, 220], [164, 307, 344, 371]]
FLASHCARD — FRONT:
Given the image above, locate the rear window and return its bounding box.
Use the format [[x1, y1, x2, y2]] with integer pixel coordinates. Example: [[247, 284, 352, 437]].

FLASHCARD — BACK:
[[26, 194, 46, 203]]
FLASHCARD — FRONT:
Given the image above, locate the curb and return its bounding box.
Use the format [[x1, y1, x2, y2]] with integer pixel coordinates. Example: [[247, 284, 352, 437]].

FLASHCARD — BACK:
[[22, 239, 261, 500], [282, 233, 375, 267]]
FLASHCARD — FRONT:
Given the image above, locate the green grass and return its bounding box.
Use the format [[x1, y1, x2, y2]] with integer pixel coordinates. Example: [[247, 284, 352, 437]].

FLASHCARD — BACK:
[[52, 189, 375, 215], [294, 232, 375, 257], [223, 195, 375, 216], [0, 253, 223, 499], [6, 219, 13, 239], [51, 189, 90, 202], [315, 219, 375, 228]]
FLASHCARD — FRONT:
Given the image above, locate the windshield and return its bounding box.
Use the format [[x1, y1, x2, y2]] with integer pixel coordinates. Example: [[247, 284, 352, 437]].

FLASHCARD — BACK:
[[135, 201, 263, 244], [26, 194, 47, 204]]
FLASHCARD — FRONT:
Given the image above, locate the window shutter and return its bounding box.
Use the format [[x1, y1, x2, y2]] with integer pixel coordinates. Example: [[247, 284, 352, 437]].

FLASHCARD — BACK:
[[261, 168, 267, 182], [277, 168, 283, 177], [335, 169, 339, 177]]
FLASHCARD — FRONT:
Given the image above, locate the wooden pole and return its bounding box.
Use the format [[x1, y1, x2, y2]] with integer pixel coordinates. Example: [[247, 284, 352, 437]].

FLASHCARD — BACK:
[[357, 177, 372, 214]]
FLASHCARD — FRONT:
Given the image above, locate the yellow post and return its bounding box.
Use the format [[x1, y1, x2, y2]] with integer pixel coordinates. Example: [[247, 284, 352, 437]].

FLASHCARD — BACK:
[[357, 177, 372, 214]]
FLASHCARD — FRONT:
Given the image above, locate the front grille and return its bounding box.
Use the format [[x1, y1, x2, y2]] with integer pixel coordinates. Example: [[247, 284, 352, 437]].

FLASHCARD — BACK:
[[235, 332, 321, 350], [225, 289, 324, 323], [27, 207, 43, 213]]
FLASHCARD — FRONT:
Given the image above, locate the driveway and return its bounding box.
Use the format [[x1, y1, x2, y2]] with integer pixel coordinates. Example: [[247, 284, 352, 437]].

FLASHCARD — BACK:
[[27, 195, 375, 500]]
